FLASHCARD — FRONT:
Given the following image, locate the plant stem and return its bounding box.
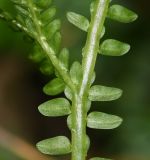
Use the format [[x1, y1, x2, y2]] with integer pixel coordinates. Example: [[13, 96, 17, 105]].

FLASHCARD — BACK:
[[71, 0, 109, 160], [0, 12, 31, 36], [27, 0, 76, 93], [27, 0, 109, 160]]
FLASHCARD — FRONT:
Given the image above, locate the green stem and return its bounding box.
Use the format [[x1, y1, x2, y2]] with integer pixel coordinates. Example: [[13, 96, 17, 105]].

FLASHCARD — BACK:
[[0, 12, 31, 36], [71, 0, 109, 160], [26, 0, 76, 93]]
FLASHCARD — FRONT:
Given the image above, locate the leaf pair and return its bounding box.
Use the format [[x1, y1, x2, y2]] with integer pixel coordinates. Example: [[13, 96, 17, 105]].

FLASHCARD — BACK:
[[67, 83, 123, 130], [37, 96, 72, 156], [99, 4, 138, 56]]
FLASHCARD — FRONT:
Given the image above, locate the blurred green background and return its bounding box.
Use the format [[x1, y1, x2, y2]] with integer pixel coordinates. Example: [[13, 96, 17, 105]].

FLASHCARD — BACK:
[[0, 0, 150, 160]]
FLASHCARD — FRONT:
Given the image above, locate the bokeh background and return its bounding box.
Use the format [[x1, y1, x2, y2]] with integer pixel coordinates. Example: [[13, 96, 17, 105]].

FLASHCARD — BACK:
[[0, 0, 150, 160]]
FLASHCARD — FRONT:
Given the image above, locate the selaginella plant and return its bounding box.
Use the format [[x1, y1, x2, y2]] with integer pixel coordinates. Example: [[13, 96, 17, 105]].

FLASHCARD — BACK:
[[0, 0, 138, 160]]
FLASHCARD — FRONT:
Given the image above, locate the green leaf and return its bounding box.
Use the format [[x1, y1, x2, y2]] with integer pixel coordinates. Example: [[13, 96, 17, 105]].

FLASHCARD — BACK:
[[100, 39, 130, 56], [0, 10, 12, 21], [67, 114, 72, 130], [43, 78, 65, 96], [49, 32, 61, 54], [64, 86, 72, 100], [34, 0, 52, 8], [36, 136, 71, 155], [89, 85, 123, 101], [91, 71, 96, 85], [70, 61, 82, 85], [15, 5, 28, 16], [67, 12, 89, 32], [86, 100, 92, 112], [16, 14, 26, 25], [43, 19, 61, 40], [107, 5, 138, 23], [29, 44, 45, 63], [0, 10, 21, 32], [101, 27, 105, 38], [90, 1, 95, 15], [38, 98, 71, 117], [39, 60, 54, 76], [89, 157, 112, 160], [11, 0, 27, 5], [87, 112, 123, 129], [25, 18, 35, 34], [59, 48, 70, 69], [40, 7, 56, 25], [86, 135, 90, 152]]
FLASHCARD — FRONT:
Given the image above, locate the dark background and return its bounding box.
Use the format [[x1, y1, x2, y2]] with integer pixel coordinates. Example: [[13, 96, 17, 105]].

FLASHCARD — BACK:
[[0, 0, 150, 160]]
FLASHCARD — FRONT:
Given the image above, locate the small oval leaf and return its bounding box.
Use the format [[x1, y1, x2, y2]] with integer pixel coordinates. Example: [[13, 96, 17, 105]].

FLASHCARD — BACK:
[[107, 5, 138, 23], [15, 5, 28, 16], [67, 114, 72, 130], [67, 12, 89, 32], [70, 61, 82, 85], [44, 19, 61, 40], [89, 85, 123, 101], [11, 0, 27, 5], [86, 100, 92, 112], [85, 135, 90, 152], [49, 32, 62, 54], [40, 7, 56, 25], [90, 1, 95, 15], [59, 48, 70, 70], [38, 98, 71, 117], [43, 78, 65, 96], [100, 39, 130, 56], [39, 60, 54, 75], [36, 136, 71, 155], [34, 0, 52, 8], [25, 18, 35, 34], [29, 45, 45, 63], [87, 112, 123, 129], [101, 27, 105, 38], [91, 71, 96, 85], [64, 86, 73, 100]]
